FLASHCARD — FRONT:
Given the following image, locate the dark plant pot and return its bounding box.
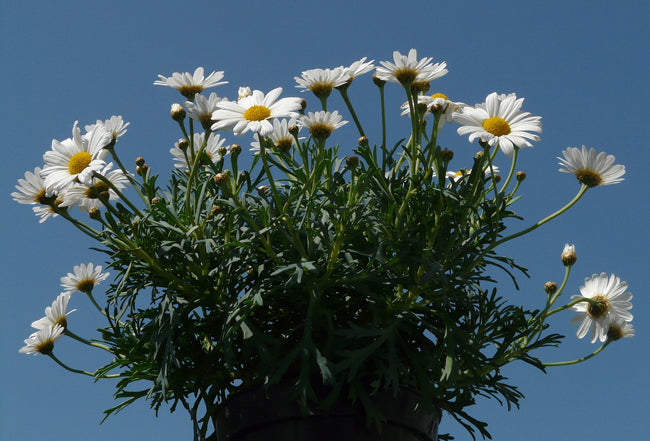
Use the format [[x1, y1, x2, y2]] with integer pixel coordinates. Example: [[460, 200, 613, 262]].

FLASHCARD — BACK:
[[213, 381, 441, 441]]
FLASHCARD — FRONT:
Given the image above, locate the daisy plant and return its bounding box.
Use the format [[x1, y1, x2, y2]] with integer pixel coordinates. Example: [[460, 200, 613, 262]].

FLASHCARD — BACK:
[[14, 53, 633, 441]]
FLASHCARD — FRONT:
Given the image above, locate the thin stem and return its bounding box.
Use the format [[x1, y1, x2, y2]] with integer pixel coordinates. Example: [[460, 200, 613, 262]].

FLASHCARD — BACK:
[[543, 342, 610, 367], [47, 352, 122, 378], [338, 87, 365, 137], [64, 329, 115, 354]]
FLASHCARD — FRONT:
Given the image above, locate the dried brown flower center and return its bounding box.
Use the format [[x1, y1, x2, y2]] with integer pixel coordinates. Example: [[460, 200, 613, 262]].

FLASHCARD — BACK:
[[586, 294, 609, 319], [575, 169, 602, 188]]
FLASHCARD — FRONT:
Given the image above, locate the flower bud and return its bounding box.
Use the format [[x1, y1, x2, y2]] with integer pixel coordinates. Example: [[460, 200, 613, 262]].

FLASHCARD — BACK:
[[136, 164, 148, 177], [440, 149, 454, 162], [171, 103, 186, 122], [88, 207, 101, 220], [135, 156, 146, 167], [213, 171, 230, 186], [544, 281, 558, 295], [300, 99, 307, 113], [358, 136, 368, 147], [151, 197, 161, 204], [177, 139, 189, 151], [211, 205, 222, 215], [346, 156, 359, 168], [516, 171, 526, 182], [217, 146, 228, 157], [288, 125, 299, 137], [561, 244, 577, 266], [493, 174, 501, 183], [257, 185, 269, 195], [230, 144, 242, 156]]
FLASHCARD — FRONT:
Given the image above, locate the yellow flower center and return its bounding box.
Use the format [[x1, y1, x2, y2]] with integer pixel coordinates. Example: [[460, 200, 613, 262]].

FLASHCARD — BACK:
[[482, 117, 511, 137], [575, 169, 602, 188], [76, 278, 96, 294], [243, 105, 271, 122], [68, 152, 92, 175], [55, 316, 68, 330], [586, 294, 609, 319], [431, 93, 449, 100]]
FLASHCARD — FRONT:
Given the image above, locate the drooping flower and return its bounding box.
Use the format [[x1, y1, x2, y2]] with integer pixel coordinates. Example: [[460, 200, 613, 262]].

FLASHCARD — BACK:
[[85, 116, 129, 143], [31, 292, 75, 331], [570, 273, 633, 343], [170, 132, 227, 169], [185, 92, 227, 129], [154, 67, 227, 99], [453, 92, 542, 156], [61, 263, 110, 295], [558, 145, 625, 187], [59, 162, 128, 212], [375, 49, 447, 86], [295, 67, 349, 99], [12, 167, 54, 206], [250, 118, 301, 154], [211, 88, 302, 137], [299, 110, 348, 140], [607, 318, 635, 341], [19, 324, 64, 356], [41, 122, 111, 192]]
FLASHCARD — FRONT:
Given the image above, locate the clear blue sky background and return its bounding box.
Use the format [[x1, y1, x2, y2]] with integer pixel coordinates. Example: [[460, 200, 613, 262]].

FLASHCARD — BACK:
[[2, 1, 648, 440]]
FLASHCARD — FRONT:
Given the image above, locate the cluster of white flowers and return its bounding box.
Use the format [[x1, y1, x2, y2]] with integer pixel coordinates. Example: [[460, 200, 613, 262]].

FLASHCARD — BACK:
[[12, 117, 130, 221], [19, 264, 109, 355], [15, 49, 633, 357]]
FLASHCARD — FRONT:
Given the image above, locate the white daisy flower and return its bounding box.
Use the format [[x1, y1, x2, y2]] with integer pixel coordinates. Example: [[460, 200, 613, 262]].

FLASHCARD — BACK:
[[211, 87, 302, 137], [170, 132, 227, 169], [570, 273, 633, 343], [85, 115, 129, 143], [558, 145, 625, 187], [31, 292, 75, 331], [61, 263, 110, 295], [295, 67, 349, 98], [185, 92, 227, 129], [375, 49, 447, 86], [154, 67, 227, 99], [41, 121, 111, 192], [12, 167, 54, 205], [453, 92, 542, 157], [32, 201, 63, 223], [60, 162, 128, 212], [607, 318, 635, 341], [299, 110, 348, 140], [250, 118, 300, 154], [19, 324, 64, 355], [342, 57, 375, 82]]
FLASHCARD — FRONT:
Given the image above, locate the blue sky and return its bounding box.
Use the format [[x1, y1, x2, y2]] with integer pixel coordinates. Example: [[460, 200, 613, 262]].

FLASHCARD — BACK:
[[2, 1, 648, 440]]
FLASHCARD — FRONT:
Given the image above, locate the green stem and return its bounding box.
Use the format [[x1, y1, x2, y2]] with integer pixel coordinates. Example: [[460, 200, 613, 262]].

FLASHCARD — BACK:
[[47, 352, 122, 378], [64, 329, 115, 354], [338, 87, 365, 137], [498, 146, 519, 194], [493, 184, 588, 247], [543, 342, 610, 367]]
